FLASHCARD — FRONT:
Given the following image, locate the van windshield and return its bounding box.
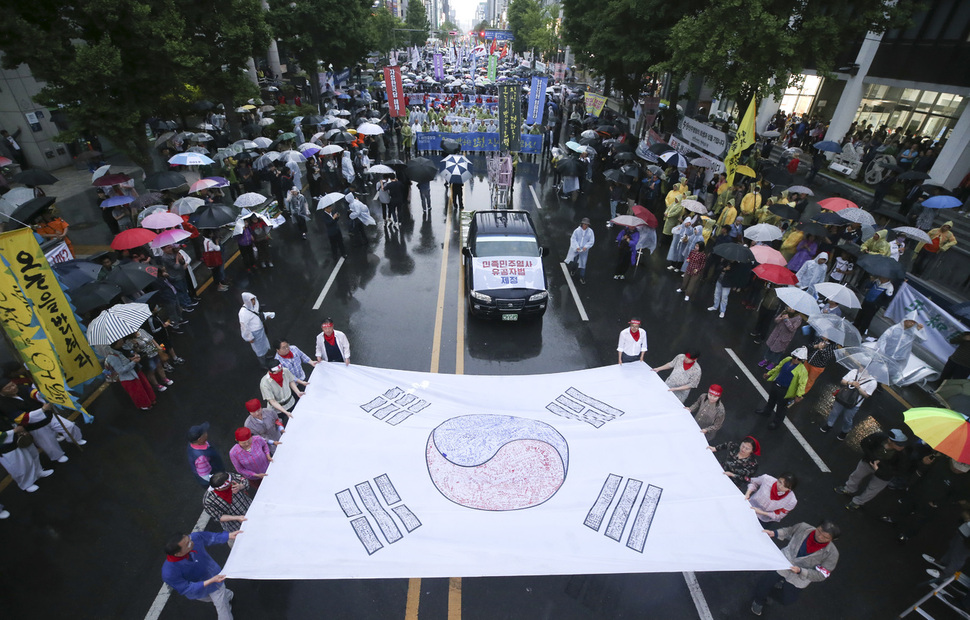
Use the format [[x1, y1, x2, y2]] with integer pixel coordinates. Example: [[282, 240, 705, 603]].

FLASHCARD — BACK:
[[474, 235, 540, 258]]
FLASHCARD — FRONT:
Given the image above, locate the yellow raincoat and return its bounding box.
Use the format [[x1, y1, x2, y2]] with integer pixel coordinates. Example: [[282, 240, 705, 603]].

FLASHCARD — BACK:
[[780, 229, 804, 261], [740, 190, 762, 225], [716, 198, 738, 229], [916, 222, 958, 253], [861, 230, 891, 256], [663, 193, 685, 236]]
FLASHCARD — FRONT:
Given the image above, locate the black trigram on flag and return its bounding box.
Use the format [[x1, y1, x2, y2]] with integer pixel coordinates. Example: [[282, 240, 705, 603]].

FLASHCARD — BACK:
[[360, 387, 430, 426], [335, 474, 421, 555], [584, 473, 662, 553], [546, 387, 625, 428]]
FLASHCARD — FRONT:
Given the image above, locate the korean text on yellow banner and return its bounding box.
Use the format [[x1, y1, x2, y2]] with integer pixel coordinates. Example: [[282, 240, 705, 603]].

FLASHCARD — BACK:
[[725, 96, 757, 186], [0, 229, 101, 386], [584, 93, 608, 117], [0, 254, 89, 416]]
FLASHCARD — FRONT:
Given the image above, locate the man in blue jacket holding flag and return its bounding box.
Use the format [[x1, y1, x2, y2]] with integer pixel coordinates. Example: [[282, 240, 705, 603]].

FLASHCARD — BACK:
[[162, 529, 241, 619]]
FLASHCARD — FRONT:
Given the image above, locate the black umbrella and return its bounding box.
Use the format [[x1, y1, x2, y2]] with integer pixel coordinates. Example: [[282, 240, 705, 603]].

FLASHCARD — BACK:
[[615, 152, 636, 161], [106, 263, 160, 295], [384, 159, 406, 166], [406, 157, 438, 183], [329, 132, 355, 145], [54, 260, 103, 289], [304, 115, 327, 125], [898, 170, 931, 181], [922, 183, 952, 194], [556, 157, 584, 177], [604, 169, 624, 183], [596, 125, 619, 135], [13, 169, 59, 185], [144, 171, 188, 191], [9, 196, 56, 226], [839, 242, 863, 258], [156, 120, 178, 130], [614, 142, 635, 153], [768, 203, 800, 220], [761, 166, 794, 186], [191, 204, 237, 229], [800, 222, 830, 238], [69, 281, 123, 314], [648, 142, 674, 155], [190, 100, 215, 111], [812, 212, 847, 226], [441, 138, 461, 155], [620, 163, 640, 181], [713, 243, 755, 263], [131, 192, 164, 210], [858, 254, 905, 279]]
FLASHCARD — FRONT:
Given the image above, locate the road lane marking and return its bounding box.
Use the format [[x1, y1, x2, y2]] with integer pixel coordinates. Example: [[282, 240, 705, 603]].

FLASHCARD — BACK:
[[430, 198, 454, 373], [559, 262, 589, 321], [529, 185, 542, 210], [144, 510, 211, 620], [456, 255, 465, 376], [448, 577, 462, 620], [725, 348, 830, 473], [682, 572, 714, 620], [405, 577, 421, 620], [197, 250, 241, 294], [312, 256, 345, 310]]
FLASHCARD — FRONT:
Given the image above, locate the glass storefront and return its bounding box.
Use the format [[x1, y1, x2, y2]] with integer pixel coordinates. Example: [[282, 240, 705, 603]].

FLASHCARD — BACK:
[[780, 74, 824, 116], [854, 83, 967, 140]]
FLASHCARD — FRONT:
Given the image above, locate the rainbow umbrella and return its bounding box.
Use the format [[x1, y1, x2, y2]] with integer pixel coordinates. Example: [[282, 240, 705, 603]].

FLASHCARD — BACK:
[[903, 407, 970, 463]]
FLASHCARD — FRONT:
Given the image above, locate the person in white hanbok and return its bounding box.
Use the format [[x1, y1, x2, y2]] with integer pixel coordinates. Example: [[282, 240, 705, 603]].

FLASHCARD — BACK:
[[565, 218, 595, 283], [795, 252, 828, 297], [0, 417, 50, 493], [876, 310, 927, 372], [239, 292, 275, 358]]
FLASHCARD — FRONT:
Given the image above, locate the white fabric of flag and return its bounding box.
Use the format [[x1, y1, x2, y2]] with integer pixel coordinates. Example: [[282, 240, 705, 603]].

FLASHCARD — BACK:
[[223, 364, 789, 580]]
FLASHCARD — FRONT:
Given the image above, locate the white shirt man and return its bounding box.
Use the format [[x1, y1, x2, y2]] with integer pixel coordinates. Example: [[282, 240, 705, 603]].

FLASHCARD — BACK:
[[617, 318, 648, 364]]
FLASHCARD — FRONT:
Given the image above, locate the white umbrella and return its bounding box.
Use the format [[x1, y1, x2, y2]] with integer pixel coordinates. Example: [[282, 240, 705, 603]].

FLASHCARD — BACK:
[[762, 130, 781, 138], [193, 132, 214, 142], [233, 140, 258, 150], [319, 144, 344, 156], [253, 137, 274, 149], [808, 314, 863, 347], [357, 122, 384, 135], [86, 303, 153, 346], [441, 155, 472, 184], [366, 164, 396, 175], [172, 197, 205, 215], [335, 110, 351, 116], [835, 347, 900, 385], [316, 192, 347, 209], [743, 223, 784, 243], [234, 192, 268, 208], [565, 141, 585, 153], [787, 185, 814, 196], [776, 286, 822, 317], [681, 199, 708, 215], [814, 282, 862, 309], [278, 150, 306, 163], [310, 132, 328, 144], [3, 187, 34, 206], [892, 226, 932, 244], [659, 150, 689, 169], [92, 165, 112, 183], [258, 118, 275, 126], [0, 197, 17, 216], [253, 153, 280, 170], [838, 207, 876, 226]]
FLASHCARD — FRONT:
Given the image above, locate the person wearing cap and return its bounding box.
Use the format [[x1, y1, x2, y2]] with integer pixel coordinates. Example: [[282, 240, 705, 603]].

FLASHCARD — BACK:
[[836, 428, 912, 510], [749, 521, 840, 615], [285, 186, 310, 240], [187, 423, 225, 487], [162, 529, 240, 618], [260, 361, 306, 418], [653, 349, 702, 403], [616, 319, 647, 364], [882, 453, 970, 543], [239, 292, 275, 358], [794, 252, 827, 297], [758, 347, 809, 430], [707, 436, 760, 489], [229, 428, 272, 491], [243, 399, 283, 455], [565, 218, 594, 284], [820, 367, 878, 440], [274, 340, 317, 382], [758, 307, 803, 370], [687, 384, 726, 443], [876, 311, 927, 372], [745, 473, 798, 526], [202, 471, 251, 536], [315, 319, 351, 364], [914, 221, 957, 275]]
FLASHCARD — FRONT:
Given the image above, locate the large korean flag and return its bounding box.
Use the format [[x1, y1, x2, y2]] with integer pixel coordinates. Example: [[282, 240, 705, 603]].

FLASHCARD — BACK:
[[223, 364, 788, 579]]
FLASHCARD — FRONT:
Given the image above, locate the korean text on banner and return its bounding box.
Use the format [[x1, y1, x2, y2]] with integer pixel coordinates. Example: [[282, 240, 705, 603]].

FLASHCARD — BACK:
[[886, 282, 968, 363], [0, 228, 101, 386], [0, 254, 88, 415], [433, 54, 444, 81], [725, 96, 756, 186], [677, 117, 728, 158], [384, 66, 406, 118], [527, 76, 548, 124], [584, 93, 608, 117], [487, 54, 498, 81], [498, 83, 522, 152], [416, 132, 542, 154]]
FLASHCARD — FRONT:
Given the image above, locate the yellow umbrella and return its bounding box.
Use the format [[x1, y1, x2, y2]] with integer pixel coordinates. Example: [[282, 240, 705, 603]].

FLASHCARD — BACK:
[[903, 407, 970, 463], [241, 104, 257, 110], [347, 129, 358, 135], [736, 165, 756, 178]]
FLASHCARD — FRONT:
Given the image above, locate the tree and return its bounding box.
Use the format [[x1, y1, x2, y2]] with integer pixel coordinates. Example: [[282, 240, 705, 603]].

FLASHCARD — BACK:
[[473, 20, 492, 34], [267, 0, 374, 106], [508, 0, 561, 59], [654, 0, 913, 107], [405, 0, 431, 47], [369, 7, 408, 55]]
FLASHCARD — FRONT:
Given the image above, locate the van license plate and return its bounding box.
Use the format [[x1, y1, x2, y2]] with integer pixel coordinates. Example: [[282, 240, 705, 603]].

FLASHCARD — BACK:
[[501, 313, 518, 321]]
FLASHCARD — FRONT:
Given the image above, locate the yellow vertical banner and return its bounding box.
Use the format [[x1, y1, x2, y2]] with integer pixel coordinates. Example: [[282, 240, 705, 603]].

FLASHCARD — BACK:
[[0, 254, 89, 415], [584, 93, 608, 117], [724, 96, 757, 186], [0, 228, 101, 386]]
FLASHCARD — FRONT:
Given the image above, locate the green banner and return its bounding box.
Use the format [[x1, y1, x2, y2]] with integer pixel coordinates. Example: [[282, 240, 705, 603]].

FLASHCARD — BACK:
[[498, 83, 522, 153], [487, 55, 498, 81]]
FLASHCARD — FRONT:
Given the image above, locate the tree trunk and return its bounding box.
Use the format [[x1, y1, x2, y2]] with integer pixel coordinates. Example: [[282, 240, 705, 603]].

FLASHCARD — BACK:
[[118, 130, 156, 175], [222, 97, 242, 142], [603, 74, 612, 98]]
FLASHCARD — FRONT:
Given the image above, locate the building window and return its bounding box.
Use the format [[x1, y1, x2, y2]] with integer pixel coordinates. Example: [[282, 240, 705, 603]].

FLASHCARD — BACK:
[[779, 74, 823, 117], [854, 82, 967, 140]]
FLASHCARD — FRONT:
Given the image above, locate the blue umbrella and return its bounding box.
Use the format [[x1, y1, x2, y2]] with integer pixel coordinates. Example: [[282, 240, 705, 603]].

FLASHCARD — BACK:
[[813, 140, 843, 153], [100, 195, 135, 208], [924, 195, 962, 209]]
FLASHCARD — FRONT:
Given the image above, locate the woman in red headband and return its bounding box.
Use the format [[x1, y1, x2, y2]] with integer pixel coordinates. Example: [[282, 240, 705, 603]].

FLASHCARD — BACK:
[[652, 349, 702, 403], [688, 384, 726, 443]]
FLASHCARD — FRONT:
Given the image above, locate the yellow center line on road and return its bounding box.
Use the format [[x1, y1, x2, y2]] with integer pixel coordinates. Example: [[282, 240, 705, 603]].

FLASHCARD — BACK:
[[448, 577, 462, 620], [456, 240, 465, 377], [405, 577, 422, 620], [430, 196, 454, 374]]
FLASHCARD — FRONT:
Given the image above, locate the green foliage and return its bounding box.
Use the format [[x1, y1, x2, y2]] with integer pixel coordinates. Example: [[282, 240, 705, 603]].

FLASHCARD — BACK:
[[654, 0, 914, 105], [369, 7, 408, 54], [405, 0, 431, 47], [473, 21, 492, 34], [508, 0, 561, 57]]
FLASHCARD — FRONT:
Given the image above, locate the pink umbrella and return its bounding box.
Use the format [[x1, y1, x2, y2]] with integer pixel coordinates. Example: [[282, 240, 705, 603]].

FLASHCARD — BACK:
[[190, 178, 220, 194], [750, 245, 787, 266], [141, 211, 184, 230], [818, 197, 858, 212], [149, 228, 191, 249]]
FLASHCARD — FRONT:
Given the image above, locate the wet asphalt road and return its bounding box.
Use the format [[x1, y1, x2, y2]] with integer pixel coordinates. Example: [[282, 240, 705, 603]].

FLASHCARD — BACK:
[[0, 156, 950, 619]]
